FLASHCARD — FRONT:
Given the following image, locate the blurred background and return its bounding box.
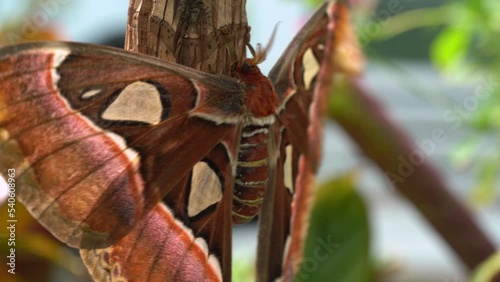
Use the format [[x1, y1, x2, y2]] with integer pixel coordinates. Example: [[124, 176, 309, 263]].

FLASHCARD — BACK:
[[0, 0, 499, 281]]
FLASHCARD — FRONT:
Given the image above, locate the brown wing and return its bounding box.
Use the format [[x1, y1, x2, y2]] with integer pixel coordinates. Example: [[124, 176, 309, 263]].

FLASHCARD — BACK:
[[0, 41, 244, 261], [81, 131, 241, 281], [126, 0, 250, 75], [259, 1, 363, 280]]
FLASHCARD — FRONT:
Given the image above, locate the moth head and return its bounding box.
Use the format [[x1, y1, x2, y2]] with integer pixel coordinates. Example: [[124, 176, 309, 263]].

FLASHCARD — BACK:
[[233, 45, 265, 76], [234, 24, 279, 75], [232, 56, 262, 78]]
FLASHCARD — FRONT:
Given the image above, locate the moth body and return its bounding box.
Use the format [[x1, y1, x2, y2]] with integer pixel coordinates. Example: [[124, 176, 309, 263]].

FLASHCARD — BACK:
[[231, 61, 278, 224]]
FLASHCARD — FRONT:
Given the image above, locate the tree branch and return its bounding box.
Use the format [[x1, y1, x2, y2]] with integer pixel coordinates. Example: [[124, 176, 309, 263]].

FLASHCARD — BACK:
[[328, 77, 496, 271]]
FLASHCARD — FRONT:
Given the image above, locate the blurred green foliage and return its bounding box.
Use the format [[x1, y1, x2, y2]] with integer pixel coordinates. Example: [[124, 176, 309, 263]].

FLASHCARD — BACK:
[[471, 251, 500, 282], [300, 0, 500, 204], [379, 0, 500, 205], [291, 0, 499, 280], [429, 0, 500, 205], [0, 202, 90, 282], [297, 173, 371, 282], [233, 255, 255, 282]]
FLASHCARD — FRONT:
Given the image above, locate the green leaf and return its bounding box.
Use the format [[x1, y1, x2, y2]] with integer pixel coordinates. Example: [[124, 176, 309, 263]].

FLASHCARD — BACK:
[[296, 173, 371, 282], [450, 137, 480, 169], [233, 255, 254, 282], [471, 94, 500, 131], [471, 251, 500, 282], [471, 158, 499, 206], [431, 26, 470, 70]]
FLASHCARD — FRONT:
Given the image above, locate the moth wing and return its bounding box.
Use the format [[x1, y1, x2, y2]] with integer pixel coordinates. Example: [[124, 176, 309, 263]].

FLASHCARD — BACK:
[[259, 1, 361, 280], [81, 131, 241, 282], [0, 42, 244, 253]]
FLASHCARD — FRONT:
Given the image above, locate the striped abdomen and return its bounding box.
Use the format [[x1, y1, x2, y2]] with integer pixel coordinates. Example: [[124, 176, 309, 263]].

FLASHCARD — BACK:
[[232, 125, 270, 223]]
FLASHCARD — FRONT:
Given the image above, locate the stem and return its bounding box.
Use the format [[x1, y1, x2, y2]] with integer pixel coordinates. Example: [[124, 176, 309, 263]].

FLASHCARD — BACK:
[[328, 77, 496, 271], [367, 6, 452, 41]]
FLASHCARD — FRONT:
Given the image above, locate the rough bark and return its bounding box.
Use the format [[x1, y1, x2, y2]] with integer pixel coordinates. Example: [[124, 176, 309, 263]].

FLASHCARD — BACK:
[[126, 0, 249, 75]]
